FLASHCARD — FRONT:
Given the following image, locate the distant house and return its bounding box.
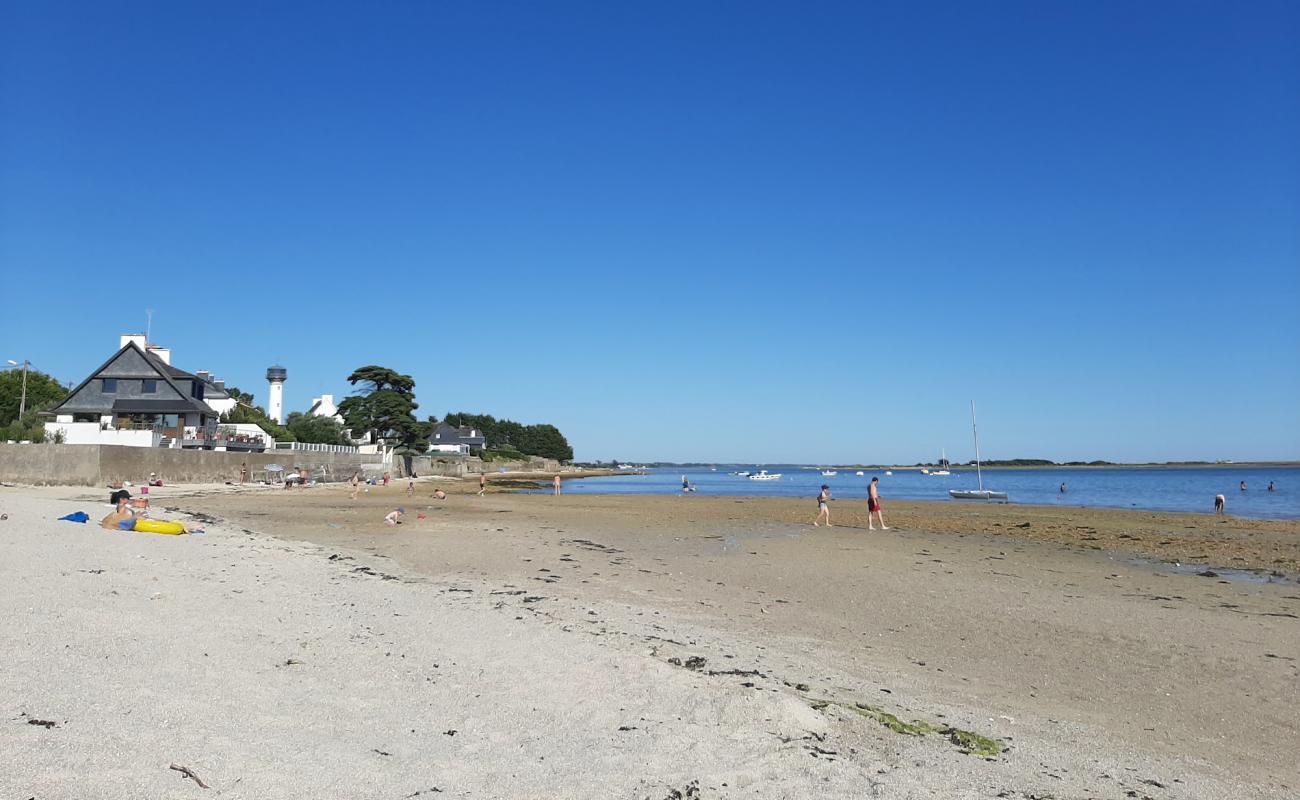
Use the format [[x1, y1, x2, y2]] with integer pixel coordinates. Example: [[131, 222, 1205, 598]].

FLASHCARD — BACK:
[[427, 422, 486, 455], [307, 394, 344, 424], [43, 334, 264, 451]]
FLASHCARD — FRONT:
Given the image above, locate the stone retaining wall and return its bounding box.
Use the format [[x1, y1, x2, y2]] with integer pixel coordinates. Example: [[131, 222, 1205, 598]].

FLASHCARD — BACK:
[[400, 455, 561, 478], [0, 444, 385, 487]]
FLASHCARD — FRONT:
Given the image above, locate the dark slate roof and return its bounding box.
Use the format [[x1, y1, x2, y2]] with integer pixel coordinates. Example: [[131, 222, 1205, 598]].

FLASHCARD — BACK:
[[428, 422, 486, 445], [47, 341, 221, 417], [145, 353, 231, 400]]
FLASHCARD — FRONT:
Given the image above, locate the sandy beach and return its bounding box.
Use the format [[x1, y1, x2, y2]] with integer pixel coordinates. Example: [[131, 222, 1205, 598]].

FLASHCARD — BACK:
[[3, 479, 1297, 798]]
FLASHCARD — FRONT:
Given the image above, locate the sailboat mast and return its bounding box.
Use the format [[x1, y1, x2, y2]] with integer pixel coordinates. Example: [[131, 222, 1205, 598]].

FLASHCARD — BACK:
[[971, 400, 983, 491]]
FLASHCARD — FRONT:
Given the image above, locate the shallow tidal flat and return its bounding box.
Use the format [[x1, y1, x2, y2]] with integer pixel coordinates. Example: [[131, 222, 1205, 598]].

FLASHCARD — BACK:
[[4, 481, 1297, 798]]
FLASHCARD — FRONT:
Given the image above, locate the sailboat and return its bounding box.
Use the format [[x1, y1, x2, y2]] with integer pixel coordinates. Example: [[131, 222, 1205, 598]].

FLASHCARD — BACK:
[[930, 448, 951, 476], [949, 401, 1008, 502]]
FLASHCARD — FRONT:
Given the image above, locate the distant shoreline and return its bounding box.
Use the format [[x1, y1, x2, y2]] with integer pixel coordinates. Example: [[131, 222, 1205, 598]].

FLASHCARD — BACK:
[[602, 462, 1300, 470]]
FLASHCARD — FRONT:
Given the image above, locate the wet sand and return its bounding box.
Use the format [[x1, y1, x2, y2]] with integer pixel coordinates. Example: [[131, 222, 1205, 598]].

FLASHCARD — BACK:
[[179, 480, 1300, 796]]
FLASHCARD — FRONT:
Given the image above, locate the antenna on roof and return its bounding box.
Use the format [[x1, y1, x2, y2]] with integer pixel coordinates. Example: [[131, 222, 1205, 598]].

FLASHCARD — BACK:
[[145, 309, 154, 344]]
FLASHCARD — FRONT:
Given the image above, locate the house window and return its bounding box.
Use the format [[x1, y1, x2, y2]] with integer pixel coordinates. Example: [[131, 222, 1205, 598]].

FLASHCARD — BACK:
[[143, 379, 157, 394], [102, 379, 117, 393]]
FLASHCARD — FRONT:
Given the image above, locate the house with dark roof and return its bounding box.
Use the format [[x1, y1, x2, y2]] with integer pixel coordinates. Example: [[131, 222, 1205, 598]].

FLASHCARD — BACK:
[[43, 334, 265, 450], [427, 422, 486, 455]]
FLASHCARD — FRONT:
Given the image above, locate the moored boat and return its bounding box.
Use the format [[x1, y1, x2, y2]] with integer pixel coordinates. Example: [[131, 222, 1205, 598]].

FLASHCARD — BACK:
[[948, 401, 1008, 503], [949, 489, 1008, 502]]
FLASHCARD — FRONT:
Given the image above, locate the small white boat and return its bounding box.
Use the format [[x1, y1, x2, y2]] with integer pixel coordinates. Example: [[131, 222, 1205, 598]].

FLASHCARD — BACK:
[[855, 470, 865, 476], [929, 448, 951, 475], [920, 468, 930, 475], [884, 470, 892, 476], [949, 489, 1008, 502], [734, 471, 751, 477], [749, 470, 781, 480], [821, 470, 837, 477]]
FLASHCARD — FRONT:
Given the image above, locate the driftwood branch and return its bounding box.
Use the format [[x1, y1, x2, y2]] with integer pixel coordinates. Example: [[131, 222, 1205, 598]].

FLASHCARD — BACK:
[[170, 762, 210, 789]]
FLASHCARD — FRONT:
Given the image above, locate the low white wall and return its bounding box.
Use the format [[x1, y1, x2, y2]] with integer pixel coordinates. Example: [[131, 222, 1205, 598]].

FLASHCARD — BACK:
[[45, 423, 159, 448]]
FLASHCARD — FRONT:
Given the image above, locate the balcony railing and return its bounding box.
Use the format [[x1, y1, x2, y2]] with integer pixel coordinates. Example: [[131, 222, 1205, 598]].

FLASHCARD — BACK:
[[273, 441, 360, 454], [183, 426, 268, 449]]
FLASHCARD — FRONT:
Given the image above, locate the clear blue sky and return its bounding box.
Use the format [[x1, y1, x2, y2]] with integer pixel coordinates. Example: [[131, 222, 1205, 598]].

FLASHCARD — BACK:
[[3, 1, 1297, 463]]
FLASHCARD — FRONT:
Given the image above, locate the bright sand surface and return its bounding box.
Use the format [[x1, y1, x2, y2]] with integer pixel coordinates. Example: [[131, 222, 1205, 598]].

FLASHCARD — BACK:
[[2, 479, 1297, 799]]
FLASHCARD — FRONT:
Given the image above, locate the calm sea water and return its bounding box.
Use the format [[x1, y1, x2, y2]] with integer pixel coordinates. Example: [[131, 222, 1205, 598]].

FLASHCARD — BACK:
[[559, 466, 1300, 520]]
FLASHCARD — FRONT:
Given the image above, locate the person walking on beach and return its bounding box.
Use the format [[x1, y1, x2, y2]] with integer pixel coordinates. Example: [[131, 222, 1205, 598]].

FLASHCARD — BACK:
[[553, 474, 562, 496], [298, 467, 308, 488], [406, 477, 414, 497], [813, 484, 832, 527], [1215, 494, 1226, 514], [239, 462, 248, 485], [350, 472, 360, 500], [478, 473, 487, 496], [867, 477, 889, 530]]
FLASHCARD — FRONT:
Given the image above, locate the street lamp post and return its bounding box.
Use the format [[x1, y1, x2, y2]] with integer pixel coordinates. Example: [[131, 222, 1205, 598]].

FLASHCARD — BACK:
[[6, 359, 29, 418]]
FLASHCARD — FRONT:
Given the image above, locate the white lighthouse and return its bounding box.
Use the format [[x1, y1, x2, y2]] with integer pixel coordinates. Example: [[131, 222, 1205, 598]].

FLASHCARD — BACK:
[[266, 365, 287, 424]]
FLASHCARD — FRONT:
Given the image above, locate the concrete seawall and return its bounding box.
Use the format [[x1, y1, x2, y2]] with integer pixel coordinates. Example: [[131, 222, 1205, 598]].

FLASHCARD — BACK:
[[0, 444, 385, 486]]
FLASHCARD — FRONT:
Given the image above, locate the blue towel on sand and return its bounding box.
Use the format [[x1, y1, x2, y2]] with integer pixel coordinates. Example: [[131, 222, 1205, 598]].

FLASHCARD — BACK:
[[59, 512, 90, 523]]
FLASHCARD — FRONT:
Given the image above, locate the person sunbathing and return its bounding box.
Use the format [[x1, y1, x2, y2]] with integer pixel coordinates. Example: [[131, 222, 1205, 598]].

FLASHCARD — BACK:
[[101, 498, 134, 530]]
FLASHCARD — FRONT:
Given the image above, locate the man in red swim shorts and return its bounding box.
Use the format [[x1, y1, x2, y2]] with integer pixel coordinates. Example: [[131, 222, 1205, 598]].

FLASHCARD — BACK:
[[867, 476, 889, 530]]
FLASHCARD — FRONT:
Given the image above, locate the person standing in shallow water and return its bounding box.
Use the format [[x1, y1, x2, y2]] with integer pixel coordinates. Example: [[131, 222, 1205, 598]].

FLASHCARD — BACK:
[[1215, 494, 1226, 514], [867, 477, 889, 530], [1268, 481, 1276, 492], [1240, 481, 1247, 492], [553, 474, 562, 496], [813, 484, 832, 527]]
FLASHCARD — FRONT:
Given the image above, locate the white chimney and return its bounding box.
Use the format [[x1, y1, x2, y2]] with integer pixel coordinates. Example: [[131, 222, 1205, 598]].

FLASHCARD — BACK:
[[146, 346, 171, 365], [120, 333, 147, 350]]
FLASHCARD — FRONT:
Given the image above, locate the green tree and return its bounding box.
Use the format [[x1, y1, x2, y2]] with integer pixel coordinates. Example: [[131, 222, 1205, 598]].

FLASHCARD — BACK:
[[0, 405, 56, 443], [285, 411, 351, 446], [338, 365, 427, 453], [0, 368, 67, 427], [443, 410, 573, 462]]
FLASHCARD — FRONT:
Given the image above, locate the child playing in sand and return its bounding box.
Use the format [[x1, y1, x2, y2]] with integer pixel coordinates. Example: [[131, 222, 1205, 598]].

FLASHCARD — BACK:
[[384, 508, 405, 526], [433, 489, 446, 500], [407, 478, 415, 497]]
